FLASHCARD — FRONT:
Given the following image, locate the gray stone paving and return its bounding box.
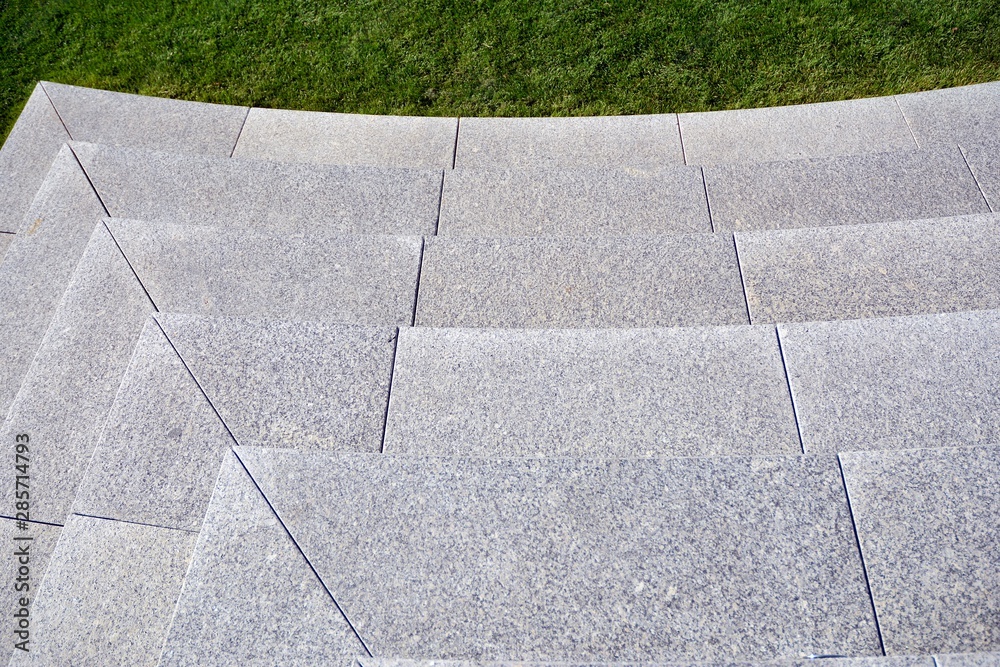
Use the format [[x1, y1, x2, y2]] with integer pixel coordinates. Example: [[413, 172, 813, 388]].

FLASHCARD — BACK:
[[0, 223, 154, 525], [936, 654, 1000, 667], [383, 325, 800, 457], [233, 107, 458, 168], [157, 314, 397, 451], [678, 96, 917, 165], [959, 138, 1000, 212], [41, 81, 248, 156], [0, 232, 12, 261], [455, 115, 684, 168], [438, 166, 710, 236], [840, 445, 1000, 655], [358, 658, 936, 667], [73, 141, 442, 235], [780, 309, 1000, 453], [416, 234, 748, 328], [0, 146, 107, 417], [736, 214, 1000, 323], [108, 220, 423, 325], [9, 515, 196, 667], [71, 319, 236, 532], [895, 81, 1000, 147], [0, 83, 69, 233], [705, 147, 988, 232], [1, 519, 61, 665], [159, 451, 366, 667], [240, 448, 880, 662]]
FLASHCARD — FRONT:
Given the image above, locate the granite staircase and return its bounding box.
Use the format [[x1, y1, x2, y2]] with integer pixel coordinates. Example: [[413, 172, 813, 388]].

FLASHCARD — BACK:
[[0, 82, 998, 666]]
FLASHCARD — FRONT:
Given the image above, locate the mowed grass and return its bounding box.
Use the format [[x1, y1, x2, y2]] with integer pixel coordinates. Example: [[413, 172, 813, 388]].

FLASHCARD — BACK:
[[3, 0, 1000, 143]]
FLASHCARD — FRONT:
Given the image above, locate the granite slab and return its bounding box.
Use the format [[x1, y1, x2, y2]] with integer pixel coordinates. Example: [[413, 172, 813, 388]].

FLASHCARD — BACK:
[[358, 658, 933, 667], [958, 138, 1000, 212], [0, 223, 155, 524], [895, 81, 1000, 147], [383, 325, 800, 457], [840, 445, 1000, 655], [157, 314, 397, 451], [455, 115, 684, 169], [735, 214, 1000, 323], [0, 145, 108, 417], [71, 319, 237, 531], [10, 515, 196, 666], [240, 448, 880, 662], [73, 141, 441, 235], [415, 234, 748, 328], [41, 81, 248, 156], [0, 519, 62, 664], [704, 146, 988, 232], [679, 96, 916, 165], [0, 83, 70, 233], [233, 107, 457, 168], [159, 451, 367, 667], [438, 167, 710, 236], [108, 220, 423, 325], [936, 653, 1000, 667], [779, 309, 1000, 454], [0, 231, 12, 262]]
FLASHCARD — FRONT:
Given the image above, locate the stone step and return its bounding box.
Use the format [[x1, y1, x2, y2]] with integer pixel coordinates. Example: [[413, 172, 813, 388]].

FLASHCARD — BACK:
[[107, 219, 423, 325], [438, 166, 710, 236], [415, 234, 748, 328], [72, 141, 443, 236], [735, 214, 1000, 323], [358, 657, 933, 667]]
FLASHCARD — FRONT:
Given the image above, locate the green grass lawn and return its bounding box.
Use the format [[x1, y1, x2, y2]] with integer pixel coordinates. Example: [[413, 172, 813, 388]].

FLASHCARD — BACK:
[[3, 0, 1000, 143]]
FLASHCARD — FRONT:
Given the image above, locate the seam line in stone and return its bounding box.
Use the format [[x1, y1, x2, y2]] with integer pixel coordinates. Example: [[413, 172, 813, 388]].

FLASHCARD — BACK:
[[71, 512, 198, 534], [38, 82, 75, 141], [229, 107, 251, 158], [894, 96, 920, 149], [410, 238, 426, 327], [379, 328, 401, 454], [103, 220, 160, 313], [0, 514, 63, 528], [958, 144, 994, 213], [676, 114, 688, 165], [732, 234, 753, 324], [232, 449, 375, 657], [700, 166, 714, 233], [775, 326, 805, 454], [451, 117, 461, 169], [68, 143, 111, 217], [837, 454, 887, 656], [434, 170, 445, 235]]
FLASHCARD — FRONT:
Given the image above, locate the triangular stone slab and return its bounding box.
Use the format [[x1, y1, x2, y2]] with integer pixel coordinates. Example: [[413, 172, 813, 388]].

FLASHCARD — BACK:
[[71, 318, 237, 531], [157, 313, 397, 451], [0, 145, 108, 416], [239, 447, 880, 663], [0, 222, 155, 524], [159, 451, 367, 666]]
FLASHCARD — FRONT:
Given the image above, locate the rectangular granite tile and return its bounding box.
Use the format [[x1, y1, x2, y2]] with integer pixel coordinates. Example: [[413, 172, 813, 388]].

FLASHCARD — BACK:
[[895, 81, 1000, 147], [0, 83, 71, 233], [936, 653, 1000, 667], [239, 448, 881, 662], [840, 445, 1000, 655], [41, 82, 248, 156], [0, 231, 12, 261], [357, 659, 934, 667], [438, 167, 710, 236], [705, 147, 988, 232], [157, 314, 397, 451], [71, 319, 237, 531], [957, 138, 1000, 212], [383, 325, 800, 457], [1, 519, 62, 664], [679, 96, 916, 165], [735, 215, 1000, 323], [0, 146, 109, 417], [779, 310, 1000, 453], [9, 515, 197, 666], [455, 115, 684, 168], [159, 451, 367, 667], [73, 141, 442, 236], [415, 234, 748, 328], [233, 107, 458, 168], [0, 223, 155, 524], [108, 220, 423, 326]]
